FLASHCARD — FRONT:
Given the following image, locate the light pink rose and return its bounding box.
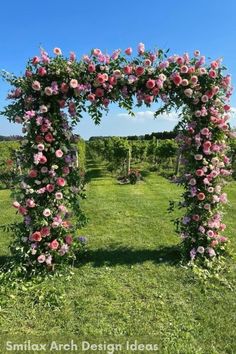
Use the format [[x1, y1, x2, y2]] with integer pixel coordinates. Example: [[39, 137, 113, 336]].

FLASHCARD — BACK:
[[55, 149, 63, 158], [32, 81, 41, 91]]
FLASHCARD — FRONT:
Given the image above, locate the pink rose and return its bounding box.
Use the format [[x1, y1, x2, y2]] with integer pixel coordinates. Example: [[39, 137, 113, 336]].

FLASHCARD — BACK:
[[39, 155, 47, 164], [60, 83, 69, 93], [55, 192, 63, 200], [70, 79, 78, 88], [37, 254, 46, 263], [19, 206, 27, 215], [95, 88, 104, 97], [65, 235, 73, 245], [146, 79, 155, 89], [138, 42, 145, 55], [13, 201, 20, 209], [88, 63, 96, 72], [38, 67, 47, 76], [32, 81, 41, 91], [123, 66, 132, 75], [55, 149, 63, 158], [57, 177, 66, 187], [49, 239, 59, 250], [29, 170, 38, 178], [93, 48, 101, 56], [197, 192, 206, 201], [135, 66, 145, 76], [63, 167, 70, 175], [41, 226, 50, 237], [26, 199, 36, 208], [31, 231, 42, 242], [173, 75, 182, 86], [46, 184, 55, 193], [53, 47, 62, 55], [209, 69, 217, 78], [32, 56, 40, 65], [196, 169, 204, 177], [45, 133, 54, 143], [43, 208, 51, 217], [125, 47, 132, 55], [88, 93, 96, 102], [44, 87, 53, 96]]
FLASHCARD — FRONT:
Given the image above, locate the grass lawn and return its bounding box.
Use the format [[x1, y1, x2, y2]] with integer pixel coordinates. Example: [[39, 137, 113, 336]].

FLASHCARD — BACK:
[[0, 162, 235, 354]]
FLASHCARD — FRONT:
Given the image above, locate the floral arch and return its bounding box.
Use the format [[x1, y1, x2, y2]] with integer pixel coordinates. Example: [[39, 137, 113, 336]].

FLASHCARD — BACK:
[[2, 43, 233, 271]]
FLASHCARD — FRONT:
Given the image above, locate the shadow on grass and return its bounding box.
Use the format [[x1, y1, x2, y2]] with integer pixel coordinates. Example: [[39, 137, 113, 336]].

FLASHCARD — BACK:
[[77, 245, 182, 268], [0, 254, 14, 266], [85, 160, 106, 183]]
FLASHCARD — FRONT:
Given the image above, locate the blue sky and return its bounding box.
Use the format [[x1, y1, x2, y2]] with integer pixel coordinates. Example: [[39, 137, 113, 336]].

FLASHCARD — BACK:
[[1, 0, 236, 139]]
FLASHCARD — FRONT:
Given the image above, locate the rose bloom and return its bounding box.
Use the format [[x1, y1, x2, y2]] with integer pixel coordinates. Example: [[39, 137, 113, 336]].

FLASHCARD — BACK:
[[204, 203, 211, 210], [189, 178, 196, 186], [93, 48, 101, 56], [146, 79, 155, 89], [88, 63, 96, 72], [40, 105, 48, 113], [87, 93, 96, 102], [207, 230, 215, 238], [125, 47, 132, 55], [135, 66, 145, 76], [196, 169, 204, 176], [208, 187, 214, 193], [95, 88, 104, 97], [180, 65, 188, 74], [39, 155, 47, 164], [49, 239, 59, 250], [173, 75, 182, 86], [63, 166, 70, 175], [197, 192, 206, 201], [144, 95, 153, 104], [55, 149, 63, 158], [55, 192, 63, 200], [26, 199, 35, 208], [46, 184, 55, 193], [65, 235, 73, 245], [123, 66, 132, 75], [29, 169, 37, 178], [31, 231, 42, 242], [37, 254, 46, 263], [43, 208, 51, 217], [209, 69, 217, 78], [195, 154, 203, 161], [181, 79, 189, 86], [37, 67, 47, 77], [44, 87, 53, 96], [45, 132, 54, 143], [19, 206, 27, 215], [60, 82, 69, 93], [57, 177, 66, 187], [201, 95, 208, 103], [41, 226, 51, 237], [32, 56, 40, 65], [13, 201, 20, 209], [197, 246, 205, 254], [37, 143, 45, 151], [54, 47, 62, 55], [184, 88, 193, 97], [192, 214, 200, 221], [41, 166, 48, 173], [70, 79, 78, 88], [32, 81, 41, 91]]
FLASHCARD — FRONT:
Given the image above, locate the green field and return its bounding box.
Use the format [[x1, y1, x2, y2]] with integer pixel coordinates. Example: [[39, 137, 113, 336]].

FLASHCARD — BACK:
[[0, 162, 236, 354]]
